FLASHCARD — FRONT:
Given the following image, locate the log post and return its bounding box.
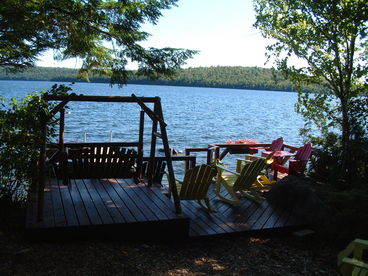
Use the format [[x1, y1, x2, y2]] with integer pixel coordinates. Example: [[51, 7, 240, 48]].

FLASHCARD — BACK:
[[37, 110, 47, 222]]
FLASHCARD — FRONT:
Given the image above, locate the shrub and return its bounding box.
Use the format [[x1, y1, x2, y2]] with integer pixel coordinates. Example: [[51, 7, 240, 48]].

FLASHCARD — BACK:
[[0, 84, 70, 203]]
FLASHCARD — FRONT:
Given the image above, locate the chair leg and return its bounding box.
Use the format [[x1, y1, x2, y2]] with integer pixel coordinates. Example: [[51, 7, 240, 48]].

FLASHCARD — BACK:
[[197, 198, 217, 213], [214, 181, 243, 205], [239, 190, 265, 203]]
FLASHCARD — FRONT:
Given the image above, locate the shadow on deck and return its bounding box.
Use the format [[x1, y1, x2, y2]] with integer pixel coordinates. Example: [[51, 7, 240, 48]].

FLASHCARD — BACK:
[[26, 178, 306, 241]]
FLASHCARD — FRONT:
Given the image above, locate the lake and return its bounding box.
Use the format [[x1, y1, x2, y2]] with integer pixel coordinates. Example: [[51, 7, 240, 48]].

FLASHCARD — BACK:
[[0, 80, 305, 173]]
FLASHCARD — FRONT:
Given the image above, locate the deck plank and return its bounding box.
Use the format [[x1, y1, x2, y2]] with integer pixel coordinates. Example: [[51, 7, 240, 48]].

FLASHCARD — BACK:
[[180, 200, 218, 236], [50, 179, 67, 227], [122, 179, 170, 221], [138, 184, 205, 236], [82, 179, 114, 225], [75, 179, 103, 225], [249, 201, 274, 230], [227, 201, 260, 231], [109, 178, 157, 222], [68, 179, 91, 226], [240, 202, 267, 228], [135, 183, 178, 219], [272, 205, 293, 228], [42, 181, 55, 228], [261, 203, 286, 229], [57, 180, 79, 227], [98, 179, 137, 223], [92, 178, 126, 224]]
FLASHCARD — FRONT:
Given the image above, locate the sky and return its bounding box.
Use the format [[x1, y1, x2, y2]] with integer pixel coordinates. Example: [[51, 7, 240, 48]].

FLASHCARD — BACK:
[[36, 0, 273, 69]]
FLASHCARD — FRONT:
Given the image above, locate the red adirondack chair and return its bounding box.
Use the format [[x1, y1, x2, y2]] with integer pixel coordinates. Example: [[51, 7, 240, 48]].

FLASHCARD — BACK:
[[261, 137, 284, 157], [246, 137, 284, 156], [272, 143, 313, 176]]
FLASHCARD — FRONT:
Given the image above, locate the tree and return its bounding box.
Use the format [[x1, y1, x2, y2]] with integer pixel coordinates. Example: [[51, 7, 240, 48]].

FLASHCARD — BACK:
[[0, 0, 197, 84], [254, 0, 368, 186]]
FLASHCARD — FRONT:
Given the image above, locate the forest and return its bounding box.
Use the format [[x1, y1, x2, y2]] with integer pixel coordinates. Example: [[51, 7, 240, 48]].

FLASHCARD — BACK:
[[0, 66, 302, 92]]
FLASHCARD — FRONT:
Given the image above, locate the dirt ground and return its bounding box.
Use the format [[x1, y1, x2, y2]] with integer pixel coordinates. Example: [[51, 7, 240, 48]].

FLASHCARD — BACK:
[[0, 226, 340, 276]]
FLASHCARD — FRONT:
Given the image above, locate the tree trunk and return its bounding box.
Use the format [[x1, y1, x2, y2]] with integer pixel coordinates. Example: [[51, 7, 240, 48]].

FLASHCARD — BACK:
[[340, 96, 352, 188]]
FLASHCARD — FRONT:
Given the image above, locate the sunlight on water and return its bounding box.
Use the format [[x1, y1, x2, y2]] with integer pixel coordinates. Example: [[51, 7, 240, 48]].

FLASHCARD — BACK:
[[0, 80, 306, 176]]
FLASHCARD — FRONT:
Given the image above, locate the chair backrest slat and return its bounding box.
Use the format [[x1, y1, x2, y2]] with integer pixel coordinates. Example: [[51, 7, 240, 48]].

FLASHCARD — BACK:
[[141, 159, 167, 184], [234, 158, 265, 192], [233, 151, 275, 192], [180, 164, 216, 200], [287, 144, 312, 175], [295, 143, 312, 161], [270, 137, 284, 151]]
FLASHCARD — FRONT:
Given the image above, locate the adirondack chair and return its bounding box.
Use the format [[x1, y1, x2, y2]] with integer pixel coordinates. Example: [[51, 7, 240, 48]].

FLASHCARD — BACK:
[[141, 159, 167, 185], [338, 239, 368, 276], [272, 143, 312, 176], [215, 151, 275, 205], [245, 137, 284, 156], [235, 156, 276, 187], [261, 137, 284, 157], [63, 145, 138, 184], [171, 164, 217, 213]]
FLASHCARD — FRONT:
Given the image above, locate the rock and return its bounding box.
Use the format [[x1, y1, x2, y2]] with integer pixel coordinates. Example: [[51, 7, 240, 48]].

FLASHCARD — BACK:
[[266, 175, 368, 244], [266, 175, 335, 226]]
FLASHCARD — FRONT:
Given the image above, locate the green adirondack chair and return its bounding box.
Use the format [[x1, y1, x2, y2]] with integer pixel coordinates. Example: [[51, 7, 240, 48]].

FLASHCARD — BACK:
[[215, 151, 275, 205], [338, 239, 368, 276], [173, 164, 217, 213]]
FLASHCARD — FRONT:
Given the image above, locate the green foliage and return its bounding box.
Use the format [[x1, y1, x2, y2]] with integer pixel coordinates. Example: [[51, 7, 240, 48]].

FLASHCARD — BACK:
[[0, 65, 313, 92], [0, 0, 197, 84], [254, 0, 368, 187], [0, 85, 70, 202]]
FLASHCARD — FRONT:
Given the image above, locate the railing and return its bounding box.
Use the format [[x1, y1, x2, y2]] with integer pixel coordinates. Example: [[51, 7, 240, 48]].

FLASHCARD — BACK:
[[185, 145, 221, 165]]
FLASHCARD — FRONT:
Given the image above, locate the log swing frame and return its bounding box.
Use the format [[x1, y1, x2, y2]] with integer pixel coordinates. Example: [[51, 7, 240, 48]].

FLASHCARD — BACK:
[[36, 93, 181, 221]]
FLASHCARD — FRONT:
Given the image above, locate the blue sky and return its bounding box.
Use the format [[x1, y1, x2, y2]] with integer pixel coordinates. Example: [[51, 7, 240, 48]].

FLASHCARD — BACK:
[[36, 0, 272, 69]]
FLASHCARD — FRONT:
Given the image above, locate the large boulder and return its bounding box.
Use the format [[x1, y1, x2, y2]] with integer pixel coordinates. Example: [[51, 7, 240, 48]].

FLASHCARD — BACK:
[[266, 176, 368, 244], [266, 175, 335, 226]]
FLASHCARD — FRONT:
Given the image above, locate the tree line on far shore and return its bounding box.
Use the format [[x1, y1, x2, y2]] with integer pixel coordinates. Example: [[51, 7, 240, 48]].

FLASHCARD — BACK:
[[0, 66, 316, 92]]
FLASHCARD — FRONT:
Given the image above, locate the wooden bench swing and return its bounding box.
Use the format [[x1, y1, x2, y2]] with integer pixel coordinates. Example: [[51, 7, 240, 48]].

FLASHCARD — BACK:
[[37, 93, 184, 222]]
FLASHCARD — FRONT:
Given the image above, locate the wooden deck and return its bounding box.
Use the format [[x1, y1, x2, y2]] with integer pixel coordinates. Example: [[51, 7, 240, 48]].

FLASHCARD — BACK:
[[26, 178, 306, 240]]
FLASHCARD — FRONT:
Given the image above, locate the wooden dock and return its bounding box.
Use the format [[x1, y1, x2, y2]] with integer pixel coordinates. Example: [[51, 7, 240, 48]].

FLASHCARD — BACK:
[[26, 177, 306, 240]]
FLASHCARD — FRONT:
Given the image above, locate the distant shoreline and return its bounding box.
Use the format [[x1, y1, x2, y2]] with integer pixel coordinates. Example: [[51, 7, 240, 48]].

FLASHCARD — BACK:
[[0, 66, 318, 93], [0, 78, 298, 94]]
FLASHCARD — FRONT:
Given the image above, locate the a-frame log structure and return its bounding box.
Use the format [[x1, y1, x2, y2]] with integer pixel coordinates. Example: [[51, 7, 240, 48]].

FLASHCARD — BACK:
[[37, 93, 181, 222]]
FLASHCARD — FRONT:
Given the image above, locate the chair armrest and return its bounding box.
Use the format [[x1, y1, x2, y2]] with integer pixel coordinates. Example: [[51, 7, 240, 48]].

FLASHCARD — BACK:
[[340, 257, 368, 270], [272, 163, 289, 174], [216, 164, 240, 177], [338, 239, 368, 269], [236, 155, 266, 172]]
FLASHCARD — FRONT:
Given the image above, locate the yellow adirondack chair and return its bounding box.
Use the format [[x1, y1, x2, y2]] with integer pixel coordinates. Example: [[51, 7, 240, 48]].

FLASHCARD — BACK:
[[215, 151, 275, 205], [172, 164, 217, 213], [338, 239, 368, 276], [236, 157, 276, 190]]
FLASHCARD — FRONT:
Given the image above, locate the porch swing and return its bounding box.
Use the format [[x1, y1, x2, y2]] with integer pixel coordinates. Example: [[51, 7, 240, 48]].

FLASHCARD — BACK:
[[37, 93, 182, 221]]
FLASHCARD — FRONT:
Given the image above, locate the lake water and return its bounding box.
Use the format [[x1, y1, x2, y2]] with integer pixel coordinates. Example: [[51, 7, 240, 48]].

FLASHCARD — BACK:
[[0, 80, 305, 173]]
